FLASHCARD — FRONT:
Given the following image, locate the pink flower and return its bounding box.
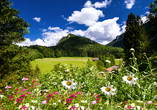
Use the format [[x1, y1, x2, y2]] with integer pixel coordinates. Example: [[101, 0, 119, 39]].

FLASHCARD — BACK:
[[22, 89, 27, 91], [96, 98, 100, 101], [54, 91, 59, 94], [19, 87, 22, 89], [42, 100, 47, 104], [91, 100, 97, 104], [147, 101, 154, 104], [22, 78, 29, 80]]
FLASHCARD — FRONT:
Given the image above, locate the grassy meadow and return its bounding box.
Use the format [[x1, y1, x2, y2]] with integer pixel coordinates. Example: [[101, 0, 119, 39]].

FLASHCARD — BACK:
[[30, 57, 95, 73], [31, 57, 121, 73]]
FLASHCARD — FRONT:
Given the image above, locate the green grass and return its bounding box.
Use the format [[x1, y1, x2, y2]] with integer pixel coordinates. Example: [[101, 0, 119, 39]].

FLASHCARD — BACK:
[[31, 57, 94, 73]]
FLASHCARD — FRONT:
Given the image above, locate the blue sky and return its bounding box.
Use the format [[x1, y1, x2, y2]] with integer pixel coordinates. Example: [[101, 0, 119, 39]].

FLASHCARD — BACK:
[[11, 0, 153, 46]]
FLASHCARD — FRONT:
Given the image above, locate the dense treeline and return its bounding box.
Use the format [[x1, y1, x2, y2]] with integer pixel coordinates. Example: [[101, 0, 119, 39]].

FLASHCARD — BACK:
[[27, 34, 124, 59], [27, 44, 124, 59]]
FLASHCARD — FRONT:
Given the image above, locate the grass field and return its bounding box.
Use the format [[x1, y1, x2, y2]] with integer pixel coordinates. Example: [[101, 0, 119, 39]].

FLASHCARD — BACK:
[[31, 57, 94, 73]]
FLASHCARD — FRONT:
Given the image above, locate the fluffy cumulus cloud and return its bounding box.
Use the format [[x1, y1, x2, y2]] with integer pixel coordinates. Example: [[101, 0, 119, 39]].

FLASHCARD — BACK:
[[85, 17, 121, 41], [124, 0, 135, 9], [16, 38, 46, 46], [17, 27, 69, 47], [41, 29, 69, 46], [67, 7, 104, 26], [84, 0, 112, 8], [33, 17, 41, 22]]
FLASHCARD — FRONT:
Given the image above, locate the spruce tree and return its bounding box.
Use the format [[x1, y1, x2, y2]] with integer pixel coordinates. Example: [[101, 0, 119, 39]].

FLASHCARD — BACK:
[[124, 12, 149, 65], [0, 0, 32, 88]]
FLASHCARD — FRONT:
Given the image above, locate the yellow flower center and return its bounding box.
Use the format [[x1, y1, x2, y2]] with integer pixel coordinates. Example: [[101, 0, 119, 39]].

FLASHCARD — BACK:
[[66, 81, 71, 86], [105, 87, 111, 92], [127, 76, 132, 81]]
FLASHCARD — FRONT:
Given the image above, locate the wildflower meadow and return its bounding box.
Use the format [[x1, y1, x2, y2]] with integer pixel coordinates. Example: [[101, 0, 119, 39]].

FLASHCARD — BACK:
[[0, 51, 157, 110]]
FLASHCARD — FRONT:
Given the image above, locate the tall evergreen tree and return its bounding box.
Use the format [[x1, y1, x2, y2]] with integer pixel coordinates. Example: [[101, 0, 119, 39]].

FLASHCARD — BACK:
[[0, 0, 32, 88], [0, 0, 30, 45], [124, 12, 149, 65]]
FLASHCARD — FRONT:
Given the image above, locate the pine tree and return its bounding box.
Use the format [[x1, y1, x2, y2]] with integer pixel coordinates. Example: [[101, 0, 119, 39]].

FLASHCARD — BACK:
[[0, 0, 30, 45], [0, 0, 31, 88], [124, 12, 149, 65]]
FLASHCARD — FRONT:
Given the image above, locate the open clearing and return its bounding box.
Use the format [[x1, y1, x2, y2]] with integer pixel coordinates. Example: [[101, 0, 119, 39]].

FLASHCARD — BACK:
[[31, 57, 94, 73]]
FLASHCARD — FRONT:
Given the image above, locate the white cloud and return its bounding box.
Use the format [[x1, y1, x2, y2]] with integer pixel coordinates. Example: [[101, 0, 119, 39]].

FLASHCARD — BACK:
[[144, 6, 149, 9], [16, 38, 47, 46], [84, 1, 92, 7], [100, 41, 110, 45], [41, 29, 69, 46], [71, 30, 85, 36], [67, 7, 104, 26], [33, 17, 41, 22], [141, 15, 147, 23], [17, 27, 69, 47], [48, 26, 63, 31], [121, 24, 126, 33], [42, 29, 47, 32], [85, 17, 121, 41], [84, 0, 112, 8], [145, 11, 150, 15], [124, 0, 135, 9]]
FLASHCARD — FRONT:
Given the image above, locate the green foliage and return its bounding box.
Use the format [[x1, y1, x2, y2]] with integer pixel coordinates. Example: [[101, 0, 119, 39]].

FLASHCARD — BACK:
[[0, 45, 40, 89], [96, 60, 105, 71], [149, 0, 157, 16], [0, 0, 30, 46], [124, 12, 149, 65]]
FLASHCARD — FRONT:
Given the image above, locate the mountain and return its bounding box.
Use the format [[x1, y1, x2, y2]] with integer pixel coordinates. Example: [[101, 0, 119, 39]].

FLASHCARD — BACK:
[[106, 33, 124, 48], [56, 33, 100, 49]]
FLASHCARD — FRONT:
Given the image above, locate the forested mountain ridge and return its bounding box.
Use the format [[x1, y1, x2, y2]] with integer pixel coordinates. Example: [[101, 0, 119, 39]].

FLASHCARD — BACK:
[[27, 34, 124, 59]]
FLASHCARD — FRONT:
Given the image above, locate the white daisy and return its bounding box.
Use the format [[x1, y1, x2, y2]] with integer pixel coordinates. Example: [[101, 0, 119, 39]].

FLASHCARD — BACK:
[[31, 100, 37, 103], [80, 106, 85, 110], [25, 103, 29, 107], [68, 105, 71, 109], [81, 100, 87, 103], [65, 69, 69, 72], [122, 74, 138, 86], [0, 95, 4, 99], [137, 100, 143, 103], [74, 103, 79, 107], [101, 85, 116, 97], [130, 103, 135, 107], [61, 79, 77, 90], [105, 100, 109, 105], [31, 106, 35, 110], [18, 105, 22, 109]]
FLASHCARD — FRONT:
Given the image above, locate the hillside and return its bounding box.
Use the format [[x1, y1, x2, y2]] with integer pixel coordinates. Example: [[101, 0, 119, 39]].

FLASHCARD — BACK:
[[106, 33, 124, 48], [56, 33, 100, 49], [28, 34, 124, 58]]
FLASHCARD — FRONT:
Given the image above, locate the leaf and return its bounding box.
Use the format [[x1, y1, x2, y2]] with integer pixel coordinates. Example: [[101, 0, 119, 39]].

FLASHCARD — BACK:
[[152, 95, 157, 101]]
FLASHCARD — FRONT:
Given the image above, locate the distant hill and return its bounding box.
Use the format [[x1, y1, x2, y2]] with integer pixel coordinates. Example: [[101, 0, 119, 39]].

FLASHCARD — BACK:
[[106, 33, 124, 48], [56, 33, 100, 49]]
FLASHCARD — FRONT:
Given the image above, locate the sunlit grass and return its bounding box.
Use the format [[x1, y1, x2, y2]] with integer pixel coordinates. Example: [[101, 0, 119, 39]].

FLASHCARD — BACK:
[[30, 57, 94, 73]]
